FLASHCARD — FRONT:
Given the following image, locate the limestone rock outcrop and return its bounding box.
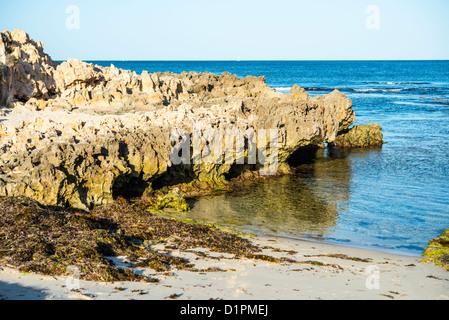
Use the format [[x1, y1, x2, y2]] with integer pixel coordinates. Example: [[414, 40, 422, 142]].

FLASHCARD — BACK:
[[0, 30, 383, 210], [0, 30, 58, 106]]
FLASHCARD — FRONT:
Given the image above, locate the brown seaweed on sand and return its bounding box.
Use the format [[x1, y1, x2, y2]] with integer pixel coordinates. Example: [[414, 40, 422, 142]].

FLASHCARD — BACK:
[[0, 196, 259, 282]]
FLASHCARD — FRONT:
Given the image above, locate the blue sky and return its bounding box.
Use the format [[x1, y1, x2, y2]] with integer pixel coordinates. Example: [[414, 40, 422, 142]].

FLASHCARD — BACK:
[[1, 0, 448, 60]]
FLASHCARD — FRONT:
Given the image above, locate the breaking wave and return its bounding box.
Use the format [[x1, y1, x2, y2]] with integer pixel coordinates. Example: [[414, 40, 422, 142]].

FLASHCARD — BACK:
[[274, 87, 292, 91]]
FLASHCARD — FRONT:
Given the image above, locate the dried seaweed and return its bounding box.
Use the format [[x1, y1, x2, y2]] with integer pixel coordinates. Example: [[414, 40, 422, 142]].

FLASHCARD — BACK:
[[0, 196, 259, 282]]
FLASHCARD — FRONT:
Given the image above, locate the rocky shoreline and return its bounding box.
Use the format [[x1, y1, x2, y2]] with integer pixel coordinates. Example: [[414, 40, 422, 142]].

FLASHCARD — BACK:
[[0, 29, 446, 282], [0, 30, 383, 211]]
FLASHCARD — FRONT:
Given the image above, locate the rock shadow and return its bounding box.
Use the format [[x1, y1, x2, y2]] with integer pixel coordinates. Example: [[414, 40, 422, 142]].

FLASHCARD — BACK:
[[0, 280, 50, 300]]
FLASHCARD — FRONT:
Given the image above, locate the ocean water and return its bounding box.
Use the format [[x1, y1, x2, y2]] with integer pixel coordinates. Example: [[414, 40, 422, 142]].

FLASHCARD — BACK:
[[91, 60, 449, 256]]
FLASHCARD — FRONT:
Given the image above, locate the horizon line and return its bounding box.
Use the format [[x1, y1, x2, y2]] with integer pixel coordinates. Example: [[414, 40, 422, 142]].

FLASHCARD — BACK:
[[54, 59, 449, 62]]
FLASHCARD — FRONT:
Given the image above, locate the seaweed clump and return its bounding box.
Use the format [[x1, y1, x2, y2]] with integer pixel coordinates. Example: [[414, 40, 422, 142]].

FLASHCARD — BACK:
[[94, 197, 259, 255], [0, 196, 259, 282], [422, 229, 449, 271], [0, 197, 149, 282]]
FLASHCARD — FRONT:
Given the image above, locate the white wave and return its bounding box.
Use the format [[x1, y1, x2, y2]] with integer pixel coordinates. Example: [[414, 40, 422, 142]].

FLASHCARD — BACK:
[[274, 87, 292, 91], [367, 81, 430, 85], [385, 89, 403, 92], [353, 89, 377, 92], [353, 88, 404, 93]]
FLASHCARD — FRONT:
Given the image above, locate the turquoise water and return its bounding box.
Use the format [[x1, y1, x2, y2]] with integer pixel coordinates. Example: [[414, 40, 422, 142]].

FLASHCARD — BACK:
[[90, 60, 449, 256]]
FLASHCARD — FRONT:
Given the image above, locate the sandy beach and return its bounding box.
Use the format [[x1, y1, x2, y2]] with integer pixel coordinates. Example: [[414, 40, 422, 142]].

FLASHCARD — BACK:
[[1, 235, 447, 300]]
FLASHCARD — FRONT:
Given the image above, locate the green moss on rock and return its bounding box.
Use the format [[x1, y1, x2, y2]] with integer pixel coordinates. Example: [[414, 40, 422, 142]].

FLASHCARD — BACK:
[[333, 123, 384, 148], [422, 229, 449, 271], [152, 188, 190, 212]]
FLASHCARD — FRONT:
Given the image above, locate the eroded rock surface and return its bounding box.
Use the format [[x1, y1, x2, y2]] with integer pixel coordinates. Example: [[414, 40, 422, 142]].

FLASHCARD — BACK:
[[0, 30, 382, 210]]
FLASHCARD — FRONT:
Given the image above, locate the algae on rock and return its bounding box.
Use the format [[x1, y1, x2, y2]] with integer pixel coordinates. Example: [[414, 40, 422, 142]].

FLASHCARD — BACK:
[[332, 123, 384, 148], [153, 188, 190, 212], [422, 229, 449, 271]]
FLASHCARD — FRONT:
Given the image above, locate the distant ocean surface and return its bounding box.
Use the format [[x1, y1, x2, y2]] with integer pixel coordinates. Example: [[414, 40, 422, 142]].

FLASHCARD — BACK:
[[90, 60, 449, 256]]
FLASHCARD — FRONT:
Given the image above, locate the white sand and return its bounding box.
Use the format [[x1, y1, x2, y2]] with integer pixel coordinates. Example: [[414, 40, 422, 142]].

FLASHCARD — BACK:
[[0, 235, 448, 300]]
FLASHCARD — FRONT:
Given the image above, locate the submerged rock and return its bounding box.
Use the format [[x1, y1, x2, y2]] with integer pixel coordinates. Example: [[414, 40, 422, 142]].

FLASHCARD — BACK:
[[0, 30, 383, 210]]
